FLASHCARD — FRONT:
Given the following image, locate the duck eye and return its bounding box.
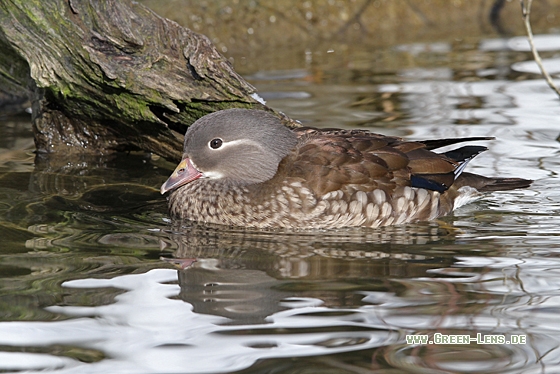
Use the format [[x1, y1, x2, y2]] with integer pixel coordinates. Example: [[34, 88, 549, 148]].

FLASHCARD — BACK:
[[209, 138, 223, 149]]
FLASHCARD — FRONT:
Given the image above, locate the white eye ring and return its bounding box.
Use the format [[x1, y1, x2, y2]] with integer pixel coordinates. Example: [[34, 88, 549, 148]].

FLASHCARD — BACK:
[[209, 138, 223, 149]]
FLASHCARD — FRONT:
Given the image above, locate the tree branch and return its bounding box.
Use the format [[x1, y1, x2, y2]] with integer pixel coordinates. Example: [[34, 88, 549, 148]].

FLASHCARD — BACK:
[[0, 0, 298, 161], [520, 0, 560, 99]]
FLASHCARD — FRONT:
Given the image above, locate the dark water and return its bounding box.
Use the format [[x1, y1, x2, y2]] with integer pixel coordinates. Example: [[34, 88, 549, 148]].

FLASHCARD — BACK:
[[1, 34, 560, 373]]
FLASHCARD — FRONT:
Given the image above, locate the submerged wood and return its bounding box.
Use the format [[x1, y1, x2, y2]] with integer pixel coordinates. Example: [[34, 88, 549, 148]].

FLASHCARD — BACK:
[[0, 0, 289, 160]]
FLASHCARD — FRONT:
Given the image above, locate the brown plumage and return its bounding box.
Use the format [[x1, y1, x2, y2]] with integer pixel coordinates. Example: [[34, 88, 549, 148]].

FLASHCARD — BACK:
[[161, 109, 532, 229]]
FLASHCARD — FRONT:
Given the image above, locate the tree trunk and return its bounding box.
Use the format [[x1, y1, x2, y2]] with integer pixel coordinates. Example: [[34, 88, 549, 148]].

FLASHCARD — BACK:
[[0, 0, 289, 161]]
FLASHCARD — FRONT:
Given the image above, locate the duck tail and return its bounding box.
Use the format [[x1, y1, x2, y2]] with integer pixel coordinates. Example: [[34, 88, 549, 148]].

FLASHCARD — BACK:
[[432, 141, 533, 192], [457, 172, 533, 192]]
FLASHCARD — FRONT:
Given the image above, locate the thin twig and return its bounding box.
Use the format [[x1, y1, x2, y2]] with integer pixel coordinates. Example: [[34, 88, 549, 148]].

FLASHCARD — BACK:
[[335, 0, 373, 37], [520, 0, 560, 98], [405, 0, 435, 27]]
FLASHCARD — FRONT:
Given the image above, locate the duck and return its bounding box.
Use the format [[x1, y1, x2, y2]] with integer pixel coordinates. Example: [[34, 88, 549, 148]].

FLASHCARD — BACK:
[[160, 108, 532, 229]]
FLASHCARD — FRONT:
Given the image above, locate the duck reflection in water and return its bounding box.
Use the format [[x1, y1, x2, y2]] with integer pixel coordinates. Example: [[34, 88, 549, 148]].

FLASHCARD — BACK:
[[159, 221, 459, 325]]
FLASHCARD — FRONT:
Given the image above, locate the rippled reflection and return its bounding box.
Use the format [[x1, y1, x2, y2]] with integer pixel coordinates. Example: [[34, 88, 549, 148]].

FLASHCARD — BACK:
[[2, 32, 560, 373]]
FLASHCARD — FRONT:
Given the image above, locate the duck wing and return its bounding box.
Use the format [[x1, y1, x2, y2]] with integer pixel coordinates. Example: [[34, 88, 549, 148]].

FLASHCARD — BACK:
[[290, 128, 526, 196]]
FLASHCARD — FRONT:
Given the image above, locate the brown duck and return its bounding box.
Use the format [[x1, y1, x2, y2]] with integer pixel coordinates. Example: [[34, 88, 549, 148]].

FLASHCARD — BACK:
[[161, 109, 531, 229]]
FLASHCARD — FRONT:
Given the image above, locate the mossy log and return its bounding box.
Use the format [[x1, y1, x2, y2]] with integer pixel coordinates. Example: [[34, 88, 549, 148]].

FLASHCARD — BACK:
[[0, 0, 285, 161]]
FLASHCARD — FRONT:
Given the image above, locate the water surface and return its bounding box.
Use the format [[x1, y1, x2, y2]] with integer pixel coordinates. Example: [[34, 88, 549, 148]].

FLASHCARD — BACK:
[[1, 34, 560, 373]]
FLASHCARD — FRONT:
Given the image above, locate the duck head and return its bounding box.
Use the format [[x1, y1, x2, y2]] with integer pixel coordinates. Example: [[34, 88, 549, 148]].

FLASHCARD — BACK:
[[161, 109, 298, 194]]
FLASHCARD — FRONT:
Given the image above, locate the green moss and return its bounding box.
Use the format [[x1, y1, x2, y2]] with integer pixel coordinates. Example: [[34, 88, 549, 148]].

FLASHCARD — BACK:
[[0, 0, 263, 158]]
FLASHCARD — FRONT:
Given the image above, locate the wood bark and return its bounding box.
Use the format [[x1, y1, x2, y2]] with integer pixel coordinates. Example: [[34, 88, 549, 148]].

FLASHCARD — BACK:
[[0, 0, 290, 161]]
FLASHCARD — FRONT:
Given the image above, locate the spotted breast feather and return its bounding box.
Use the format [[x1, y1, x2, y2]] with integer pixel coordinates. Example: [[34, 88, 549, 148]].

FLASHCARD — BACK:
[[161, 109, 532, 229]]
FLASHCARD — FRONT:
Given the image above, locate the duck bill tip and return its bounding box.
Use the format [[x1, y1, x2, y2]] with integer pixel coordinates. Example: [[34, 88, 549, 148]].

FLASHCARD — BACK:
[[160, 158, 202, 194]]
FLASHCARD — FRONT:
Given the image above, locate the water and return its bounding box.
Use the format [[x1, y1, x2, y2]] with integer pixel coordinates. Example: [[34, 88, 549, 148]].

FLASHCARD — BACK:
[[1, 34, 560, 373]]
